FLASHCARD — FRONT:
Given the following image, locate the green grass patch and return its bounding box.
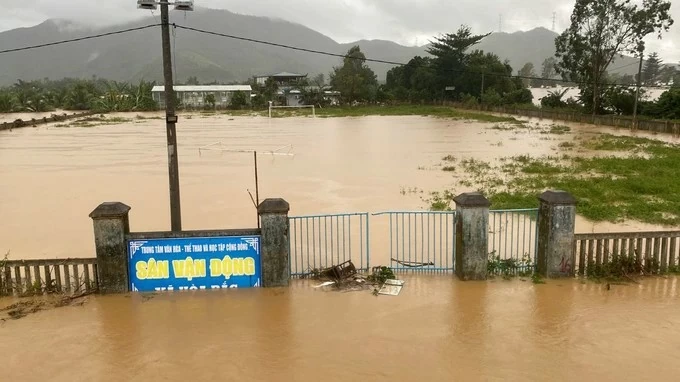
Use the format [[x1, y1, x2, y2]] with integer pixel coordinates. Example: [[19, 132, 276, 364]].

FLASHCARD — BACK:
[[429, 133, 680, 225], [542, 124, 571, 135], [487, 252, 534, 278], [55, 115, 132, 128], [488, 192, 539, 209], [582, 133, 655, 152]]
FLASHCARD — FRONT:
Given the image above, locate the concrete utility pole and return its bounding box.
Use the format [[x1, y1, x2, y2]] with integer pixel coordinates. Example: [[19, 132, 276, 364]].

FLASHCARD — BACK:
[[160, 2, 182, 231]]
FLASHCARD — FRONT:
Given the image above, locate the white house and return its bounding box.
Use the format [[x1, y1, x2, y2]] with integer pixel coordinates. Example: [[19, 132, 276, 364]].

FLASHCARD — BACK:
[[152, 85, 252, 108]]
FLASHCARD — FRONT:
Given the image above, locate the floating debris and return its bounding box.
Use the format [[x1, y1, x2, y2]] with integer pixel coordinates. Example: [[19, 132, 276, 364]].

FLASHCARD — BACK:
[[378, 279, 405, 296]]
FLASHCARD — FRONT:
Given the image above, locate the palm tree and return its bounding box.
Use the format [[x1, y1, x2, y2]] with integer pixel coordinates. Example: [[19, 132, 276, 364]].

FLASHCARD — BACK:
[[64, 83, 95, 110], [0, 91, 15, 112]]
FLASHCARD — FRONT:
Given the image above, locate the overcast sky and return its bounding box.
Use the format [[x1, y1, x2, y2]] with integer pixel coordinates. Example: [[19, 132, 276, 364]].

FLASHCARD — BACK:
[[2, 0, 678, 62]]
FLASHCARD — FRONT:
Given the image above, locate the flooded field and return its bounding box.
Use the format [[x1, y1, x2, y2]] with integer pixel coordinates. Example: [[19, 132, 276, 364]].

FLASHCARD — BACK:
[[1, 112, 678, 260], [3, 113, 680, 381], [2, 276, 680, 381]]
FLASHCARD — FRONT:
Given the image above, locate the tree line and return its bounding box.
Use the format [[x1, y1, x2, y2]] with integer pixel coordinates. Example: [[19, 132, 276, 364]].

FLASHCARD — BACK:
[[321, 0, 678, 119], [1, 0, 677, 120], [0, 78, 158, 113]]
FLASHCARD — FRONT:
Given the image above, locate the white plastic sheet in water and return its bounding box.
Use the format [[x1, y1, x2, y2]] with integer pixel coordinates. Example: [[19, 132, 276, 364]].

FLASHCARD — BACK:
[[378, 279, 405, 296]]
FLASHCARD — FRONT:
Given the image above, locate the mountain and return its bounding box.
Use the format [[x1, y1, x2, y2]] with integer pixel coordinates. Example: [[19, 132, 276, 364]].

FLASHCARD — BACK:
[[0, 9, 425, 86], [0, 9, 660, 86], [475, 27, 558, 74], [475, 27, 644, 77]]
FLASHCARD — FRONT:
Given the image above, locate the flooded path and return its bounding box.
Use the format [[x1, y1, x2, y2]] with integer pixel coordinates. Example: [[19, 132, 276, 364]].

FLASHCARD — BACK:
[[1, 113, 677, 259], [2, 276, 680, 381]]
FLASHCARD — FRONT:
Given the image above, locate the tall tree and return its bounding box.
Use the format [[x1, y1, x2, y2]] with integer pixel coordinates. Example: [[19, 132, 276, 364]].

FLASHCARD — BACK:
[[541, 57, 557, 80], [427, 26, 490, 98], [518, 62, 536, 87], [642, 52, 662, 84], [555, 0, 673, 114], [330, 46, 378, 104], [185, 76, 200, 85], [656, 65, 677, 84]]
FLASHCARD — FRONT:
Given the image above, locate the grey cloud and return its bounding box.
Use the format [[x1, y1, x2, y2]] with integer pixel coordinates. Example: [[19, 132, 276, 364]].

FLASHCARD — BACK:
[[1, 0, 678, 62]]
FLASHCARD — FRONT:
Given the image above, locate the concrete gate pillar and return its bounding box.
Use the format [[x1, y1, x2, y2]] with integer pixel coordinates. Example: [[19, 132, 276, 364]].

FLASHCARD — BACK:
[[258, 198, 290, 287], [454, 192, 490, 280], [536, 190, 577, 278], [89, 202, 131, 294]]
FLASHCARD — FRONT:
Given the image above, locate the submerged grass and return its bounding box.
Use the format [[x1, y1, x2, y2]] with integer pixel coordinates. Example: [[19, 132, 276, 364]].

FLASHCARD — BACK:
[[315, 105, 521, 123], [54, 115, 132, 128], [432, 133, 680, 225]]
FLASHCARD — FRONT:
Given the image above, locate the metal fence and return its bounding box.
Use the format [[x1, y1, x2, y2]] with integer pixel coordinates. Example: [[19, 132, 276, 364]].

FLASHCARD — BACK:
[[288, 213, 370, 277], [373, 211, 457, 273], [574, 231, 680, 275], [1, 258, 98, 296], [488, 209, 539, 271]]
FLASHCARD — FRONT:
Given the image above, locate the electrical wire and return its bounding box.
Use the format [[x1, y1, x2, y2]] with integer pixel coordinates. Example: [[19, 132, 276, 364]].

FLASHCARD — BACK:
[[172, 23, 671, 89], [0, 24, 161, 54], [607, 60, 641, 72], [0, 22, 671, 90]]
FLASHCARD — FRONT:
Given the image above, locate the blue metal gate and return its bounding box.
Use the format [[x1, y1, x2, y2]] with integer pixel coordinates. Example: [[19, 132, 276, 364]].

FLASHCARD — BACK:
[[287, 208, 538, 277], [373, 211, 458, 272], [288, 213, 369, 277], [488, 208, 539, 272]]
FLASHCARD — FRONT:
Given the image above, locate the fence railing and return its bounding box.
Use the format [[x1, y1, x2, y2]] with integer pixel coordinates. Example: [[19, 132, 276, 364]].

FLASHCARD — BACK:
[[488, 209, 539, 271], [373, 211, 457, 273], [288, 213, 369, 277], [0, 111, 95, 131], [0, 258, 98, 296], [574, 231, 680, 275], [446, 102, 680, 135]]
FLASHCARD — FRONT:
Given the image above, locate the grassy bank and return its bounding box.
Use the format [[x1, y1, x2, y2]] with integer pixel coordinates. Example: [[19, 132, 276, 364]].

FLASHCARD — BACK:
[[210, 105, 521, 123], [314, 105, 520, 123], [429, 133, 680, 226]]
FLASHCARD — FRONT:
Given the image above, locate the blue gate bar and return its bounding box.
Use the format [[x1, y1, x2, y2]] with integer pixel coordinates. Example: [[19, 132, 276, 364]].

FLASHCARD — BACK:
[[288, 212, 370, 277], [372, 211, 457, 273], [488, 208, 539, 274]]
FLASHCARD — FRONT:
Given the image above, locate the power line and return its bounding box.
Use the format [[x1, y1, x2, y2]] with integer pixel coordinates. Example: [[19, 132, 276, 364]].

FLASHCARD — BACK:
[[0, 22, 670, 90], [172, 24, 406, 66], [0, 24, 161, 54], [607, 60, 641, 72], [173, 23, 670, 89]]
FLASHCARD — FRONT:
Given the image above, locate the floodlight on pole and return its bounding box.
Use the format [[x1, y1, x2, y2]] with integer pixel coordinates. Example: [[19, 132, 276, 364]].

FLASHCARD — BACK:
[[137, 0, 157, 10], [175, 1, 194, 11], [135, 0, 194, 231]]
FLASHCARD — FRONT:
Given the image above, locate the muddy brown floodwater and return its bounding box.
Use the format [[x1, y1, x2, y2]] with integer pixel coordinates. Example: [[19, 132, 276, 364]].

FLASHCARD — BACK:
[[1, 113, 675, 260], [1, 276, 680, 381], [2, 113, 680, 381]]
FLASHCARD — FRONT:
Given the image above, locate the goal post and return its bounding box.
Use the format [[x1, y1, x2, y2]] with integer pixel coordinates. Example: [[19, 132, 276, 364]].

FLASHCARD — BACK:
[[268, 104, 315, 118]]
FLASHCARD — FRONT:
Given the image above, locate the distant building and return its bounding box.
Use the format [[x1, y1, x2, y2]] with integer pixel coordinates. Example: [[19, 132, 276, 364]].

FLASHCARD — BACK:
[[255, 72, 307, 86], [151, 85, 252, 108], [284, 89, 341, 107], [253, 72, 341, 106]]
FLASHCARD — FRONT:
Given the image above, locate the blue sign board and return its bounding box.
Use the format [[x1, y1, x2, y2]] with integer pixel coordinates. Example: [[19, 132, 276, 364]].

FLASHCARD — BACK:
[[128, 235, 261, 292]]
